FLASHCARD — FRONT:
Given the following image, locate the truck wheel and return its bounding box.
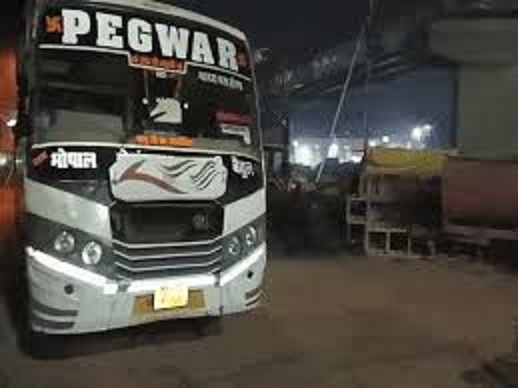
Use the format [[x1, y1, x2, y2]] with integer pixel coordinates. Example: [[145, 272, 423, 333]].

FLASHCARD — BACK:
[[194, 317, 222, 337]]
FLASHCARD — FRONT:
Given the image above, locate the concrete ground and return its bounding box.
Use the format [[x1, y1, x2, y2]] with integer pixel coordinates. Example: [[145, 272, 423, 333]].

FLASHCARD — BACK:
[[0, 254, 518, 388]]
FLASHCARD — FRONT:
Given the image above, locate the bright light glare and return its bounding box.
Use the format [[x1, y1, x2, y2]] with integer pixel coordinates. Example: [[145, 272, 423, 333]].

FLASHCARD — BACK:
[[292, 140, 299, 147], [369, 139, 379, 148], [411, 126, 424, 142], [297, 145, 313, 166], [328, 143, 339, 158], [412, 125, 432, 142], [7, 119, 16, 128], [350, 155, 363, 164], [0, 153, 7, 167], [382, 136, 390, 144]]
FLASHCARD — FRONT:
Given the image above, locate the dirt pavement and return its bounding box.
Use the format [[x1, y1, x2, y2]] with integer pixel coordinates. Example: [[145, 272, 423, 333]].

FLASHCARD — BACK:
[[0, 255, 518, 388]]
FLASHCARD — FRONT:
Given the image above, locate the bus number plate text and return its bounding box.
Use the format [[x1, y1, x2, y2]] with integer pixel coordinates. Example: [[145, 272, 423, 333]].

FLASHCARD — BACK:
[[153, 286, 189, 310]]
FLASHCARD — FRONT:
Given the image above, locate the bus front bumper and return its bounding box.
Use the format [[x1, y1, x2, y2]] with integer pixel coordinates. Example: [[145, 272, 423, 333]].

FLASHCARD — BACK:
[[25, 245, 266, 335]]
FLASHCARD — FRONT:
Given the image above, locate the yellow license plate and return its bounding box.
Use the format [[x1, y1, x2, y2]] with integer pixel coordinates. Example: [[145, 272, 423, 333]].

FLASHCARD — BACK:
[[133, 290, 206, 317], [153, 286, 189, 310]]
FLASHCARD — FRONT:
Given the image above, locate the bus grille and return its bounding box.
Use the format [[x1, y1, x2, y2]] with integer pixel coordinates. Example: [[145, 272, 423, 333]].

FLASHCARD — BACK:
[[113, 239, 223, 280], [110, 202, 223, 245]]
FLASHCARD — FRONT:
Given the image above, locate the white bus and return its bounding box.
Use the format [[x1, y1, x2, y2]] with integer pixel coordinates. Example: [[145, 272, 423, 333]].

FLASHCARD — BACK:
[[16, 0, 266, 339]]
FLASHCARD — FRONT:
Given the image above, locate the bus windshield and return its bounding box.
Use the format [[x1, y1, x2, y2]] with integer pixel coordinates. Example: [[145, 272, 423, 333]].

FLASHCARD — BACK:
[[33, 3, 259, 157]]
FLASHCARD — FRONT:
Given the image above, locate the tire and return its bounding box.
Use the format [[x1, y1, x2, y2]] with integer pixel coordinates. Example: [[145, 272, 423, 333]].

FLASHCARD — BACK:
[[194, 317, 222, 337]]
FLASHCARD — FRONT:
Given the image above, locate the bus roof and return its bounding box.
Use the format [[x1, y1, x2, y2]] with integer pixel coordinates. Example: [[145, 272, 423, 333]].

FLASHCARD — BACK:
[[82, 0, 247, 41]]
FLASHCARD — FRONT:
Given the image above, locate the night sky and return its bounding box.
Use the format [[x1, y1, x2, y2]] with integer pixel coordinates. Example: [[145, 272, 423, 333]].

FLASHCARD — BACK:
[[165, 0, 435, 56], [170, 0, 368, 53]]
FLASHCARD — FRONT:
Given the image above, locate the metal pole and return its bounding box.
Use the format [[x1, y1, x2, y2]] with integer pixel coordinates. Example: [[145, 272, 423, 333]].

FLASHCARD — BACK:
[[315, 25, 366, 184], [364, 0, 375, 153]]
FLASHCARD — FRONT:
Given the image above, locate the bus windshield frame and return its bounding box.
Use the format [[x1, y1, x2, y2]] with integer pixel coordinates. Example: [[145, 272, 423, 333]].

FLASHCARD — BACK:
[[30, 1, 261, 159]]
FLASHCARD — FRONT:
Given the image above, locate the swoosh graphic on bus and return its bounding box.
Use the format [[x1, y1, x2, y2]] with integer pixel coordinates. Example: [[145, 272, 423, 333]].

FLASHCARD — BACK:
[[161, 160, 222, 192], [193, 165, 215, 185], [162, 162, 199, 180], [197, 172, 220, 191], [194, 166, 219, 188], [191, 161, 216, 182], [115, 161, 186, 194], [160, 160, 214, 181], [161, 160, 197, 175]]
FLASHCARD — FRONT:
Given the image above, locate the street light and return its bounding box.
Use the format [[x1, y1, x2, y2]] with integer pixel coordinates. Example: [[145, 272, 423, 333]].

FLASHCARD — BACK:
[[328, 143, 339, 158], [298, 145, 313, 166], [411, 125, 432, 143], [411, 126, 424, 142]]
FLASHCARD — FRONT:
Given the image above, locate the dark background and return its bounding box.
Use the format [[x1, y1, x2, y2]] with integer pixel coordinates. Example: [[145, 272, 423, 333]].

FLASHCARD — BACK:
[[168, 0, 435, 56]]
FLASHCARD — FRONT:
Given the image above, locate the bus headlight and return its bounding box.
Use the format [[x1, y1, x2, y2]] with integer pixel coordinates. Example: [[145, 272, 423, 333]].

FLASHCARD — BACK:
[[244, 226, 258, 248], [81, 242, 103, 266], [227, 236, 242, 258], [54, 231, 76, 254]]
